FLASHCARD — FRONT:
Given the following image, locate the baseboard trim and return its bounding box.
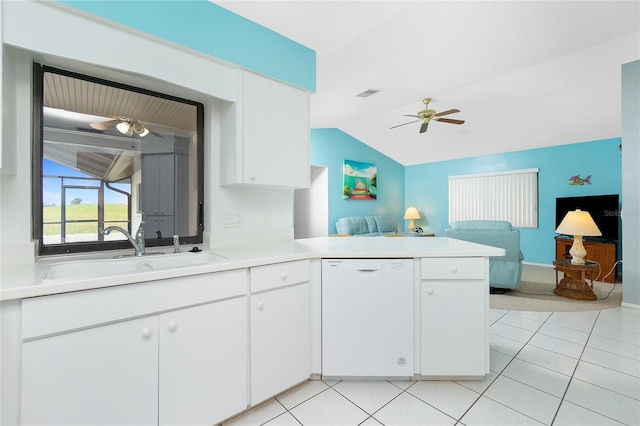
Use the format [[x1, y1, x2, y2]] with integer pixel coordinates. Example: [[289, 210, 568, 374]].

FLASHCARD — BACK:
[[523, 261, 554, 268]]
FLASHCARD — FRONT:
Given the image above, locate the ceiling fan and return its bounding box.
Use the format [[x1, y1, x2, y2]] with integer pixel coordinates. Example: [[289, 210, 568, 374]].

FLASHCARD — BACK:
[[90, 117, 163, 138], [390, 98, 465, 134]]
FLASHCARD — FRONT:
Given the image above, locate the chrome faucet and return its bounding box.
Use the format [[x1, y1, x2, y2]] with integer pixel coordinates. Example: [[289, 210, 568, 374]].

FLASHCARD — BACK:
[[172, 235, 181, 253], [103, 222, 146, 256]]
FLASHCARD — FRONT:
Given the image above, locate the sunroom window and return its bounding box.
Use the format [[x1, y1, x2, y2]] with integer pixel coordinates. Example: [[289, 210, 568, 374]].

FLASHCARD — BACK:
[[33, 65, 204, 255]]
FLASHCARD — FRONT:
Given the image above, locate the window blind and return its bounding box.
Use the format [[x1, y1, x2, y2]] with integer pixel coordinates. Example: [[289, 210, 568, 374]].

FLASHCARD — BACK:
[[448, 168, 539, 228]]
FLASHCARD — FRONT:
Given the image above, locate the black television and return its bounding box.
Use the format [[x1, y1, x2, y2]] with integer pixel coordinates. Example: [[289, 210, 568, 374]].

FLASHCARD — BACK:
[[555, 194, 620, 241]]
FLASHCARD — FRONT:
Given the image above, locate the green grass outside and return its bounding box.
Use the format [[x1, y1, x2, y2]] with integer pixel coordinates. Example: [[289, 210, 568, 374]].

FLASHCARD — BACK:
[[43, 204, 129, 236]]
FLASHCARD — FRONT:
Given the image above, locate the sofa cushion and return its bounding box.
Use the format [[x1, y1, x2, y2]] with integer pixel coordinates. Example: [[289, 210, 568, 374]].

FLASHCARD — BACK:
[[336, 216, 371, 235], [374, 215, 398, 233], [449, 220, 512, 232], [364, 216, 378, 234]]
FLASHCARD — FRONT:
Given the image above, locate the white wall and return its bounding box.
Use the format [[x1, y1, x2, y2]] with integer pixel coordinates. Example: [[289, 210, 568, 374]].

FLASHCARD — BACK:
[[0, 1, 295, 265], [294, 166, 329, 239], [622, 60, 640, 308], [1, 48, 33, 264]]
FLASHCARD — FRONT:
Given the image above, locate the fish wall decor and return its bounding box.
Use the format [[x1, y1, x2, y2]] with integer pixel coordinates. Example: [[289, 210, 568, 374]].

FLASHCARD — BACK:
[[568, 175, 591, 185]]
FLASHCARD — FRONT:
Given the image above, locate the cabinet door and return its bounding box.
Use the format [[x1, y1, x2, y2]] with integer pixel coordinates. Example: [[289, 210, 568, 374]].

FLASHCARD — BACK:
[[144, 214, 175, 238], [159, 297, 247, 426], [250, 283, 310, 404], [238, 72, 310, 188], [141, 154, 175, 216], [21, 317, 159, 426], [421, 281, 486, 376], [156, 154, 176, 215]]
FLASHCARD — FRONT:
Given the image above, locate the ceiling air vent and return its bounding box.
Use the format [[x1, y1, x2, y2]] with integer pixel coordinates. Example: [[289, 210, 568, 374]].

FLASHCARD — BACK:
[[356, 89, 380, 98]]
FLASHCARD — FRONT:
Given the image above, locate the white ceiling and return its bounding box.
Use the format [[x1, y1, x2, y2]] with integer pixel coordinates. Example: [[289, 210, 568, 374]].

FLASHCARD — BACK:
[[214, 1, 640, 165]]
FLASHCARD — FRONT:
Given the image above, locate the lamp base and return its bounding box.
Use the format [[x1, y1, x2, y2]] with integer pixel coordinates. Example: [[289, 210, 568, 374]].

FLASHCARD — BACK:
[[569, 235, 587, 265], [407, 219, 416, 232]]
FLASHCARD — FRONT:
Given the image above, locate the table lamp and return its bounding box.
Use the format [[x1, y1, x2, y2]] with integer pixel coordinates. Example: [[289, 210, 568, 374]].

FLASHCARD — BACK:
[[555, 209, 602, 265], [403, 207, 420, 231]]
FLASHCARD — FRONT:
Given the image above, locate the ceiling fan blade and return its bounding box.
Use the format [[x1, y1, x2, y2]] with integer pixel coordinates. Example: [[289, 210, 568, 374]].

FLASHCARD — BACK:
[[403, 114, 420, 118], [419, 122, 429, 133], [390, 120, 419, 129], [435, 118, 465, 125], [434, 109, 460, 117], [90, 119, 120, 131], [147, 129, 164, 138]]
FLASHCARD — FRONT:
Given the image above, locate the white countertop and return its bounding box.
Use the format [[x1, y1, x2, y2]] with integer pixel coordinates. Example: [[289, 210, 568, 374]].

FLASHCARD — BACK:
[[0, 237, 504, 301]]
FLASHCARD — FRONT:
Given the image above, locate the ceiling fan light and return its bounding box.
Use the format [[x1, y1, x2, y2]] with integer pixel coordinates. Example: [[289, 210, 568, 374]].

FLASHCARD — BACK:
[[131, 122, 150, 137], [116, 121, 131, 135]]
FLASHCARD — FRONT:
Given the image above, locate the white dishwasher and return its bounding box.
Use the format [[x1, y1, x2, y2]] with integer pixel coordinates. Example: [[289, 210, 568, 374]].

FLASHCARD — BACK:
[[322, 259, 414, 378]]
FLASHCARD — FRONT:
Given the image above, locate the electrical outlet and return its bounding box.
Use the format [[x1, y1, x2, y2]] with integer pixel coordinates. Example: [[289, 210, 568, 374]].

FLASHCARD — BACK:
[[223, 213, 242, 228]]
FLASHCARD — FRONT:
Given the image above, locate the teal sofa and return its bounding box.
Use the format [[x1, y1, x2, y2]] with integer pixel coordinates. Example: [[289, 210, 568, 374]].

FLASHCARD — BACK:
[[335, 215, 399, 236], [445, 220, 523, 290]]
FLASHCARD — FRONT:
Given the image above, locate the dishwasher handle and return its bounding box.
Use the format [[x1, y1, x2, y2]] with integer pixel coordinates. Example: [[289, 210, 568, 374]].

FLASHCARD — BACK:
[[356, 269, 381, 276]]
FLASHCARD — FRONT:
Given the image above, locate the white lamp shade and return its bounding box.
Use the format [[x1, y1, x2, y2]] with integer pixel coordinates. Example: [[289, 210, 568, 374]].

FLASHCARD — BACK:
[[555, 209, 602, 237], [403, 207, 420, 220]]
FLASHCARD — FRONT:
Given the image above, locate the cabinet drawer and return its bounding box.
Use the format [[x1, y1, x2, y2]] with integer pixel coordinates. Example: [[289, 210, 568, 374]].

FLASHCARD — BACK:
[[250, 260, 310, 293], [421, 257, 485, 280], [22, 269, 247, 340]]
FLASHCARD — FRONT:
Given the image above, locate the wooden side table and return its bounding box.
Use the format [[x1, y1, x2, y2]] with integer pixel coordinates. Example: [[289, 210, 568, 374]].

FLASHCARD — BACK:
[[553, 259, 599, 301]]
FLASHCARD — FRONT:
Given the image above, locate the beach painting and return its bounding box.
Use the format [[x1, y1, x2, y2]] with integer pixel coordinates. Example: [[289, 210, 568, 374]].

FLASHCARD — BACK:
[[343, 159, 377, 200]]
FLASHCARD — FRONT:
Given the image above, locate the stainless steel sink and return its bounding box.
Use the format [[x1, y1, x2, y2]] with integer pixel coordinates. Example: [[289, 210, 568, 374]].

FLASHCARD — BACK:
[[143, 252, 228, 270], [41, 252, 228, 281]]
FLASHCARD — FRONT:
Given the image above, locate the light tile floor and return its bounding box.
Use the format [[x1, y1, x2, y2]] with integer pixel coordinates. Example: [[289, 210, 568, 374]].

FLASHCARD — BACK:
[[223, 307, 639, 425]]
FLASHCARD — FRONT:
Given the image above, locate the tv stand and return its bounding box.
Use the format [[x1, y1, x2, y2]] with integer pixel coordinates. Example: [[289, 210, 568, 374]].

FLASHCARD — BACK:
[[555, 237, 616, 283]]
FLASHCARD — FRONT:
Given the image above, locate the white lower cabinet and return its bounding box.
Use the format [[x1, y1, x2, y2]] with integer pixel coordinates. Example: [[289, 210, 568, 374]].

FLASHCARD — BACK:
[[250, 260, 310, 405], [9, 254, 496, 425], [420, 257, 488, 377], [21, 316, 160, 426], [158, 297, 247, 426], [20, 270, 248, 426]]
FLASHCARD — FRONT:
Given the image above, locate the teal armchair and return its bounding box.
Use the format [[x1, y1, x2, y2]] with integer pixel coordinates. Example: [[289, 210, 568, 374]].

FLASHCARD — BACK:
[[445, 220, 524, 290]]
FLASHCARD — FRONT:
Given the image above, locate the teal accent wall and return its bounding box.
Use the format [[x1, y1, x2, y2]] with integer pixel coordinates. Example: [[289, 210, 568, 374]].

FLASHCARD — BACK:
[[310, 129, 405, 234], [405, 138, 622, 265], [311, 130, 622, 257], [60, 0, 316, 92]]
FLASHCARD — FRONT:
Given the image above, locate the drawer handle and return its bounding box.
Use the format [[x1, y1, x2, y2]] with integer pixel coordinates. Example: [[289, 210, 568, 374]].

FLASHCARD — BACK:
[[257, 301, 264, 310], [141, 327, 152, 339], [450, 265, 458, 273], [280, 272, 287, 280], [427, 288, 434, 295], [167, 321, 177, 332], [248, 173, 256, 181]]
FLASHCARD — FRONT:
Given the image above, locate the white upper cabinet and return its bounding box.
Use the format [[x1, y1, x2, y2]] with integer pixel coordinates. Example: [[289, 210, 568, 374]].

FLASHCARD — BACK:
[[221, 70, 310, 188]]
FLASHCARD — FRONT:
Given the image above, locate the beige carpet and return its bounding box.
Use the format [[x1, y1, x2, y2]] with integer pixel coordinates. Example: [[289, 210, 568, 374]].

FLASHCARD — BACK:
[[490, 264, 622, 312]]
